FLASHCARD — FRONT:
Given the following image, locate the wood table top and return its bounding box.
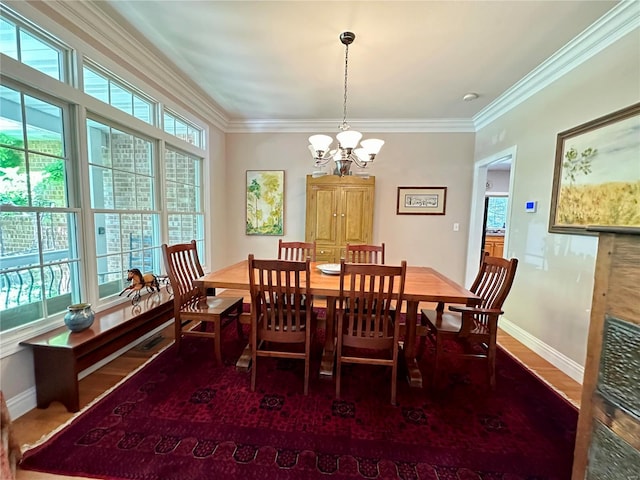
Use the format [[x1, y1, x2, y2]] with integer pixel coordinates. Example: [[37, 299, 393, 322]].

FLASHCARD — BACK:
[[196, 260, 479, 305]]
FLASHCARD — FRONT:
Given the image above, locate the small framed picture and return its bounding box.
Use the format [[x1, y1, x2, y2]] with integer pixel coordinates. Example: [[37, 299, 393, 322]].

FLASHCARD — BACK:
[[397, 186, 447, 215]]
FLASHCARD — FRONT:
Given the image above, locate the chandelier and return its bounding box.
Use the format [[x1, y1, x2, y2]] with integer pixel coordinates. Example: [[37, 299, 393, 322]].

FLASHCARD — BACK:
[[308, 32, 384, 177]]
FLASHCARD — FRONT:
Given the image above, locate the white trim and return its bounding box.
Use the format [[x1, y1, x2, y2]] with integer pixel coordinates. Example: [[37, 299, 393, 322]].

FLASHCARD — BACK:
[[5, 387, 37, 421], [499, 317, 585, 384], [473, 0, 640, 130], [7, 320, 172, 420], [226, 118, 476, 134]]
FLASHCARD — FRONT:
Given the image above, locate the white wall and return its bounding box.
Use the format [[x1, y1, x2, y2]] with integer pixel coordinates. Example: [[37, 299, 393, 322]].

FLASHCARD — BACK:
[[474, 29, 640, 372], [486, 170, 511, 194], [225, 132, 476, 283]]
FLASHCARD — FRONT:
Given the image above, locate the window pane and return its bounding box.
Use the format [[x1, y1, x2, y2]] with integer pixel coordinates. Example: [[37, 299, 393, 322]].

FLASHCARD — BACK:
[[89, 166, 114, 209], [188, 126, 201, 148], [29, 154, 67, 207], [163, 113, 175, 135], [86, 120, 111, 167], [95, 213, 121, 255], [486, 197, 509, 229], [110, 83, 132, 115], [0, 18, 18, 60], [111, 129, 134, 172], [24, 94, 63, 156], [41, 212, 76, 256], [97, 254, 124, 298], [0, 85, 23, 130], [0, 149, 27, 206], [135, 175, 153, 210], [113, 170, 135, 209], [175, 119, 188, 142], [134, 137, 152, 175], [83, 67, 109, 103], [133, 95, 152, 124], [19, 30, 61, 81], [0, 212, 44, 330], [168, 213, 204, 245]]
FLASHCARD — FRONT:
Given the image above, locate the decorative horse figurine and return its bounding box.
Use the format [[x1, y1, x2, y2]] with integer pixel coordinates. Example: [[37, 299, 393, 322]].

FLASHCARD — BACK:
[[119, 268, 160, 304]]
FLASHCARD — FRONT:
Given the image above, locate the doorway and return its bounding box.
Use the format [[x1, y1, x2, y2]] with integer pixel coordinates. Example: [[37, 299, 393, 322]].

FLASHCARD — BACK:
[[465, 146, 517, 286]]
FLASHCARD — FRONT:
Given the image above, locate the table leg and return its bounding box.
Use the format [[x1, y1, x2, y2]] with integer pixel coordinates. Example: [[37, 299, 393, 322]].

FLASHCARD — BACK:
[[403, 300, 423, 388], [235, 311, 253, 372], [320, 297, 337, 378]]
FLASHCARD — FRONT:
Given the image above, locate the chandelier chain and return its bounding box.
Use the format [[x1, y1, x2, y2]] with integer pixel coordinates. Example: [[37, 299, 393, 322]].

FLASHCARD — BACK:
[[342, 43, 349, 130]]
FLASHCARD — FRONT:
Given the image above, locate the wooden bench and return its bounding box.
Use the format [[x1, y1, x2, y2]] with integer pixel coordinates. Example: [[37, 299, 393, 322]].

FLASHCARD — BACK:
[[20, 291, 173, 413]]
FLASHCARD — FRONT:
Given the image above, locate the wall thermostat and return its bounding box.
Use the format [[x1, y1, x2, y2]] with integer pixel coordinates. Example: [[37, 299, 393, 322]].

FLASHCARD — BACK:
[[525, 201, 537, 212]]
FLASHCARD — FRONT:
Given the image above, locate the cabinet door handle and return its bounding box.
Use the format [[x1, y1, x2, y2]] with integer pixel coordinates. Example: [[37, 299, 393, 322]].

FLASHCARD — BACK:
[[341, 213, 345, 217], [333, 213, 337, 217]]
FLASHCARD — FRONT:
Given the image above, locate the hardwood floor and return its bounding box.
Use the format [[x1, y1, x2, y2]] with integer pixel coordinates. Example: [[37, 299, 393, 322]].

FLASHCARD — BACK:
[[12, 293, 581, 479]]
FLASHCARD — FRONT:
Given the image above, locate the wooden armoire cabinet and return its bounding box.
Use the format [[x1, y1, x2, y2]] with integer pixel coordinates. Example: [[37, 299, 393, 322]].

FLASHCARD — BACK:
[[305, 175, 375, 263], [572, 226, 640, 480]]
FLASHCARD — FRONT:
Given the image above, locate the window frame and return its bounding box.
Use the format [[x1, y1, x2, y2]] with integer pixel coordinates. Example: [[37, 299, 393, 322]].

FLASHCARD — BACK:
[[0, 4, 209, 358]]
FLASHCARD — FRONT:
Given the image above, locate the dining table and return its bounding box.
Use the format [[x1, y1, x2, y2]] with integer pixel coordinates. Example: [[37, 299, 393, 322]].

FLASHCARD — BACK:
[[194, 260, 480, 388]]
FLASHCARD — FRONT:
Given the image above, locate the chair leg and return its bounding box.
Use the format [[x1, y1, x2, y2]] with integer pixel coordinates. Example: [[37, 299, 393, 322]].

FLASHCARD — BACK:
[[174, 317, 182, 353], [391, 342, 398, 406], [250, 324, 257, 392], [303, 332, 310, 396], [488, 339, 497, 389], [335, 333, 343, 400], [433, 332, 443, 387], [214, 317, 222, 365]]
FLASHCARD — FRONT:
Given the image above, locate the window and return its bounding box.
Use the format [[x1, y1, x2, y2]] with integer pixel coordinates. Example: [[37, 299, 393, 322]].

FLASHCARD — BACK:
[[86, 119, 161, 298], [0, 84, 80, 332], [0, 11, 67, 82], [83, 64, 154, 125], [163, 110, 202, 148], [0, 5, 208, 345], [165, 147, 204, 260], [485, 196, 509, 230]]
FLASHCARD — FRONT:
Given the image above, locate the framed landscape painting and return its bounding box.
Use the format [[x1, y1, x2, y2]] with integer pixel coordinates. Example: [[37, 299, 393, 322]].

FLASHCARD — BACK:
[[246, 170, 284, 235], [549, 103, 640, 235]]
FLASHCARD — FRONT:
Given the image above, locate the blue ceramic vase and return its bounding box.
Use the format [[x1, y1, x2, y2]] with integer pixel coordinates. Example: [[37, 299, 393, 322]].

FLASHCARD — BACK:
[[64, 303, 95, 332]]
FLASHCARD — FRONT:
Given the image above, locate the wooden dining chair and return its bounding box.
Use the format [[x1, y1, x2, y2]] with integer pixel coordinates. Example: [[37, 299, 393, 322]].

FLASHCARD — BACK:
[[278, 240, 316, 262], [248, 254, 317, 395], [336, 259, 406, 405], [162, 240, 244, 363], [345, 243, 385, 264], [420, 254, 518, 388]]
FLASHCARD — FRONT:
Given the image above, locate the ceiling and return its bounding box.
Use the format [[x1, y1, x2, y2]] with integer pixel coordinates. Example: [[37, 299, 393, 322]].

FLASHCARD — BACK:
[[101, 1, 619, 126]]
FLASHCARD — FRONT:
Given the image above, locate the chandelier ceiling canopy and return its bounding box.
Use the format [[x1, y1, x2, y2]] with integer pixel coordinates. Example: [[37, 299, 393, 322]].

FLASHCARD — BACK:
[[308, 32, 384, 177]]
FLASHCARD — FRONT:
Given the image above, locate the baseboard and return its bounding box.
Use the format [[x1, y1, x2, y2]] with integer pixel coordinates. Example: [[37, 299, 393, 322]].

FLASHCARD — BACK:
[[8, 320, 172, 420], [499, 317, 584, 384], [6, 387, 37, 420]]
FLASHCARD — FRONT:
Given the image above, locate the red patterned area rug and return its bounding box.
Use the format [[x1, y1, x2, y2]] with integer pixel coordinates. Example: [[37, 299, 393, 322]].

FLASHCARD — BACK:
[[21, 311, 577, 480]]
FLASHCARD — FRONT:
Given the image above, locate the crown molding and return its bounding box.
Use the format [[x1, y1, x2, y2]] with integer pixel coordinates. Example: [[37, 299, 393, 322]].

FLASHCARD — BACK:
[[473, 0, 640, 130], [23, 0, 230, 131], [9, 0, 637, 135], [226, 118, 476, 134]]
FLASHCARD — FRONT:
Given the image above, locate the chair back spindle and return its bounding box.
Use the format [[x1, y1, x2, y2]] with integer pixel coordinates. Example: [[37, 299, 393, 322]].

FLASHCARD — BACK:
[[345, 243, 385, 264], [278, 240, 316, 262]]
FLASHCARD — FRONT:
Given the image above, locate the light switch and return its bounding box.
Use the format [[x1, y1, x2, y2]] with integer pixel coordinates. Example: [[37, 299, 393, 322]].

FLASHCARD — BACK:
[[453, 223, 460, 231]]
